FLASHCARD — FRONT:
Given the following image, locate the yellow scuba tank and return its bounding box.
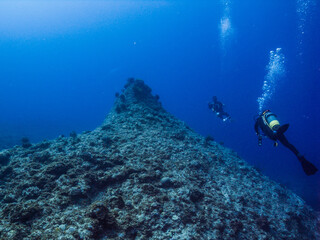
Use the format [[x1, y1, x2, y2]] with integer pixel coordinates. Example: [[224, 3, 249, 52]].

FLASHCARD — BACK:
[[262, 110, 280, 131]]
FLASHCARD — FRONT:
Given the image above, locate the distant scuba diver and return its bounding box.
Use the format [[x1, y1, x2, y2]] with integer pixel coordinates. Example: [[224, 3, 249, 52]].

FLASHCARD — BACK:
[[254, 109, 318, 176], [208, 96, 231, 122]]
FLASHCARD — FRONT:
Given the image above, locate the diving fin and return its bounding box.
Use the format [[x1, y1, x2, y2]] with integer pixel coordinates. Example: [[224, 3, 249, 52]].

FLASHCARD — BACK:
[[299, 156, 318, 176], [277, 124, 289, 135]]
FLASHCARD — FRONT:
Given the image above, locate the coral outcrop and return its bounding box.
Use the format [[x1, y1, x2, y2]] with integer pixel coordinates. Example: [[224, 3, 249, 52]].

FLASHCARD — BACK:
[[0, 79, 319, 239]]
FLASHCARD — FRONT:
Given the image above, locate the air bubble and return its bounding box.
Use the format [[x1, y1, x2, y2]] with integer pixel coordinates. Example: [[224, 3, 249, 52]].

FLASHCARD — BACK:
[[257, 48, 286, 113]]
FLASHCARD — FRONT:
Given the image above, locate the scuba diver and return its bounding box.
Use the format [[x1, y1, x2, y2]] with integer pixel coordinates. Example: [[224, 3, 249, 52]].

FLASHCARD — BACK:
[[254, 109, 318, 176], [208, 96, 231, 122]]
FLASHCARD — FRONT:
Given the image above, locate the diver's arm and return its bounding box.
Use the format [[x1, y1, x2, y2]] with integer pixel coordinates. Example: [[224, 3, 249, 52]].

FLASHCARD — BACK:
[[208, 102, 214, 111], [254, 120, 260, 135], [254, 120, 263, 146]]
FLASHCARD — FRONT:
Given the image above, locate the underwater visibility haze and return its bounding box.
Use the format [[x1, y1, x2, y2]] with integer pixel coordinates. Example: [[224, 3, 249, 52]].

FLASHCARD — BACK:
[[0, 0, 319, 237]]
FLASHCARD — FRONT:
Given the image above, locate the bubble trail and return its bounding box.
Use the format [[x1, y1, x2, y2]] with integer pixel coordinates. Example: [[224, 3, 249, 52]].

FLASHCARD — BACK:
[[219, 0, 233, 50], [257, 48, 286, 113], [296, 0, 316, 55]]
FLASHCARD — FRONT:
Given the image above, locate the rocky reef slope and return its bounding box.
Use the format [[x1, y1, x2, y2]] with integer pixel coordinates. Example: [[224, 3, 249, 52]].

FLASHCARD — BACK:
[[0, 79, 319, 240]]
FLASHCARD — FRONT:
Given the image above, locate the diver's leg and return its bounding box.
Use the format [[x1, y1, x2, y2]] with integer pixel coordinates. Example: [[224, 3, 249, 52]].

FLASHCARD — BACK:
[[276, 134, 299, 156], [277, 133, 318, 175], [221, 112, 230, 121]]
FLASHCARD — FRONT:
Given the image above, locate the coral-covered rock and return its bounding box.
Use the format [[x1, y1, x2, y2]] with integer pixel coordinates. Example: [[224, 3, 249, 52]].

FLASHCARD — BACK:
[[0, 79, 318, 240], [189, 189, 204, 203], [0, 152, 11, 166]]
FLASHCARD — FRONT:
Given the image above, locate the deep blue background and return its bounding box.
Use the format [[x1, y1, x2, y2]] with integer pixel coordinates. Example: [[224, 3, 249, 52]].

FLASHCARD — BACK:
[[0, 1, 319, 209]]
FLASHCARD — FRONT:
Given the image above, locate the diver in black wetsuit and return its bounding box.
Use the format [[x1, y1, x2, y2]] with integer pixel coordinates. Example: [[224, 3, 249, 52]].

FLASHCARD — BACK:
[[254, 109, 318, 176], [208, 96, 231, 122]]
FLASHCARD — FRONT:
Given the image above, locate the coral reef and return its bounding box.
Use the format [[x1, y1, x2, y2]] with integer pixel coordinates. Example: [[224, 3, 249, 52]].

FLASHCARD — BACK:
[[21, 137, 32, 149], [0, 79, 319, 239]]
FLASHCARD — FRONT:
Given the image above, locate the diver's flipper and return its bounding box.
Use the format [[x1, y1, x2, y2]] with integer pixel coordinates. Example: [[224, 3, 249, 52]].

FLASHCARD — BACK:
[[277, 124, 289, 134], [299, 156, 318, 176]]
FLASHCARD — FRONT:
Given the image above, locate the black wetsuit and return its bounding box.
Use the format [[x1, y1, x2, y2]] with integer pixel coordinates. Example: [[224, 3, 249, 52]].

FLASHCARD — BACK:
[[254, 113, 318, 176], [208, 97, 230, 121], [255, 116, 300, 154]]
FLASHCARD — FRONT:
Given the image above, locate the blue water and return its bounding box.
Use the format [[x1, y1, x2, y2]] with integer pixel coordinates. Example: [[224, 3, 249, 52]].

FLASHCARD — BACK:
[[0, 1, 319, 209]]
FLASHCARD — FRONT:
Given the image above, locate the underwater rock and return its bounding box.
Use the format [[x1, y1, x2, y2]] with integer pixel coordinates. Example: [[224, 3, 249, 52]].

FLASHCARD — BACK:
[[0, 79, 319, 240], [0, 152, 11, 166], [21, 137, 32, 148], [32, 151, 51, 163], [160, 177, 175, 188], [189, 189, 205, 203]]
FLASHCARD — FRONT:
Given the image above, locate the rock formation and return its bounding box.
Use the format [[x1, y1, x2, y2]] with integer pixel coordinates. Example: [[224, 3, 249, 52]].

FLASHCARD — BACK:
[[0, 79, 319, 239]]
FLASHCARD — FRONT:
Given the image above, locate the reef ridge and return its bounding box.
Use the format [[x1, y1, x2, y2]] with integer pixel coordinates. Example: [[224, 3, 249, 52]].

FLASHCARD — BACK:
[[0, 79, 319, 239]]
